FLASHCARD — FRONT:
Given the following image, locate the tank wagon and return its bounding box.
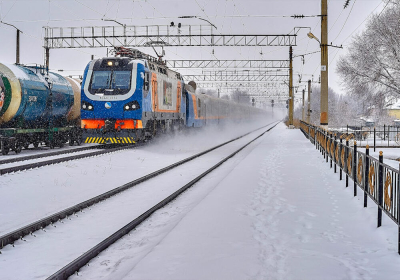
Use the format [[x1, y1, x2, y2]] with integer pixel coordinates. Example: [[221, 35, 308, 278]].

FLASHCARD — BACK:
[[0, 63, 82, 155], [81, 47, 267, 144]]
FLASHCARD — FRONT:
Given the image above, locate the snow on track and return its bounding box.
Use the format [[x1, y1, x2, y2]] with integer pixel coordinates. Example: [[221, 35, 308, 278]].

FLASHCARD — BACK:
[[0, 120, 279, 279]]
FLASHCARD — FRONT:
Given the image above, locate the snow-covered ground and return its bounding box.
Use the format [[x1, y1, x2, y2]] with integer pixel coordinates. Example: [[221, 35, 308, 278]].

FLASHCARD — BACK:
[[2, 115, 400, 279], [68, 123, 399, 280]]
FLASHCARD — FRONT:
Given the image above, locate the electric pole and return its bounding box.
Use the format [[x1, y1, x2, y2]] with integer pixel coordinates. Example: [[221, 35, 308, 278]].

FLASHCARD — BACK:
[[289, 46, 293, 127], [0, 21, 22, 64], [302, 89, 305, 121], [320, 0, 328, 127], [307, 80, 311, 123], [45, 48, 50, 71], [16, 29, 20, 64]]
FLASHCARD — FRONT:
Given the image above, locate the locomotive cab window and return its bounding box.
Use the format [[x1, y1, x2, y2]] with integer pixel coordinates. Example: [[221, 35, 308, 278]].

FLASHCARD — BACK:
[[89, 70, 132, 95]]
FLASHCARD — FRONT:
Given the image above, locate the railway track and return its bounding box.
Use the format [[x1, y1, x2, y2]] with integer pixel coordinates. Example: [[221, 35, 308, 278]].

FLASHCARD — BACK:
[[0, 144, 104, 165], [0, 121, 279, 279], [0, 143, 141, 175]]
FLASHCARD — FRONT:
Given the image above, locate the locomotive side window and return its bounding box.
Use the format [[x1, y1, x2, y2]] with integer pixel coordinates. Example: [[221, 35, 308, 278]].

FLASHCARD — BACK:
[[144, 72, 150, 94], [198, 98, 201, 117]]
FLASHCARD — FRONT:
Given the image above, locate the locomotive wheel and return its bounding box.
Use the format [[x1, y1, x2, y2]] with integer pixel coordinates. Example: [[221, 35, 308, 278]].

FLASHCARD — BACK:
[[69, 137, 74, 146], [14, 142, 22, 154], [75, 137, 82, 146], [23, 142, 29, 149], [2, 146, 9, 155], [33, 141, 39, 148]]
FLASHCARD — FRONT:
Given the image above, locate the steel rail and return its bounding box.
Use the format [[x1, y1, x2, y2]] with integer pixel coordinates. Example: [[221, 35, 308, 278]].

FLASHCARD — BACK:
[[0, 145, 105, 165], [0, 144, 140, 176], [46, 122, 279, 280], [0, 122, 278, 249]]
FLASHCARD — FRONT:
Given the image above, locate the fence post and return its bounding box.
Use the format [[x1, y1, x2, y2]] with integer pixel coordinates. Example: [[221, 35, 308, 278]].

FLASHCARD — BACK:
[[346, 139, 349, 187], [320, 131, 323, 153], [398, 163, 400, 255], [318, 131, 321, 152], [326, 131, 328, 163], [388, 126, 390, 147], [314, 127, 316, 148], [378, 151, 383, 228], [374, 127, 376, 152], [334, 134, 337, 173], [321, 130, 324, 156], [354, 141, 357, 196], [330, 133, 333, 168], [319, 131, 321, 152], [384, 125, 386, 141], [340, 137, 343, 181], [364, 145, 369, 208]]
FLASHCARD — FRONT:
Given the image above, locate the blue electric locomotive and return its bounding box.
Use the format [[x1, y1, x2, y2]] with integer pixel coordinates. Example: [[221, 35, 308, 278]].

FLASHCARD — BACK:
[[81, 47, 186, 144]]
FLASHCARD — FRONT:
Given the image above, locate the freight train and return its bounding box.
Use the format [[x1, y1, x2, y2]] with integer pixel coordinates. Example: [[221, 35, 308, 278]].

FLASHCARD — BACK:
[[0, 63, 82, 155], [81, 47, 267, 144]]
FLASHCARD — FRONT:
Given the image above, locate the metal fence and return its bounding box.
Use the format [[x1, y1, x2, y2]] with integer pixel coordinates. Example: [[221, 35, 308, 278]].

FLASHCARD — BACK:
[[300, 121, 400, 254], [328, 125, 400, 148]]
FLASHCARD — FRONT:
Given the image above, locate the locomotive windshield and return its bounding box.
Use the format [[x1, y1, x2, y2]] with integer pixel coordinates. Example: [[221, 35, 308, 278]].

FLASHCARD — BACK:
[[89, 70, 131, 95]]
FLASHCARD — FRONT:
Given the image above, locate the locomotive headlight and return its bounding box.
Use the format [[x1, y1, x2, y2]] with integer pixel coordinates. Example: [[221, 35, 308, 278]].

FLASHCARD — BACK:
[[107, 61, 113, 66], [82, 101, 94, 111], [123, 101, 140, 111]]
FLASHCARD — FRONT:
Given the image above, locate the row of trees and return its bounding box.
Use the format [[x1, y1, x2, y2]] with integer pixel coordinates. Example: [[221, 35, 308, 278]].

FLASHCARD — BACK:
[[293, 86, 394, 127]]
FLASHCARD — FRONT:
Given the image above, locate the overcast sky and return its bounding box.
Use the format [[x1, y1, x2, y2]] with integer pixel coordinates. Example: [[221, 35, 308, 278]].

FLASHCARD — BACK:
[[0, 0, 386, 102]]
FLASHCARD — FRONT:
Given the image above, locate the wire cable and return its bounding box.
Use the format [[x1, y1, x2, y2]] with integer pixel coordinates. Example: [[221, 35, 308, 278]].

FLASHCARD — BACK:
[[332, 0, 357, 43]]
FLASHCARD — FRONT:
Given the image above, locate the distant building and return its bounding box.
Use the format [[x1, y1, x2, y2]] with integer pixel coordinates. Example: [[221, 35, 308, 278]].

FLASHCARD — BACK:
[[384, 98, 400, 118]]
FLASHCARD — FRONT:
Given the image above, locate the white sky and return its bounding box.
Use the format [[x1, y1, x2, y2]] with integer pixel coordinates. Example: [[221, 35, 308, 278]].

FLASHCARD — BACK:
[[0, 0, 386, 102]]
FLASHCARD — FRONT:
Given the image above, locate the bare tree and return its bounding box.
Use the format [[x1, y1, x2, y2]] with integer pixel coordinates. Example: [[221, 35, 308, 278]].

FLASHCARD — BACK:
[[229, 89, 252, 105], [337, 3, 400, 97]]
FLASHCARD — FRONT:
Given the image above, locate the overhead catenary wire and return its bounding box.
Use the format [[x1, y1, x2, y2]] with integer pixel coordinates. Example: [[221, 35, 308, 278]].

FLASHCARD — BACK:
[[327, 0, 388, 69], [310, 0, 386, 80], [332, 0, 357, 43]]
